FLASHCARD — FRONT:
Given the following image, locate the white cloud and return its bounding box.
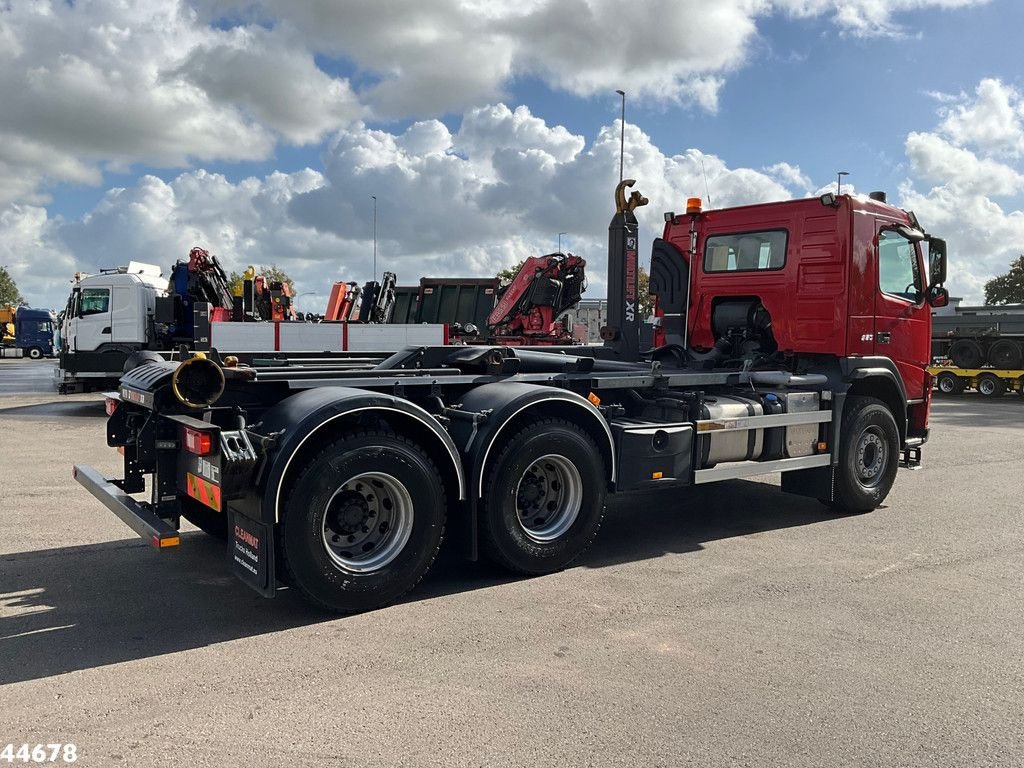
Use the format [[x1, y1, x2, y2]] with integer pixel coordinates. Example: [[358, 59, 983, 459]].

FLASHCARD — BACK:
[[775, 0, 990, 37], [905, 132, 1024, 195], [765, 162, 812, 191], [2, 106, 798, 309], [898, 79, 1024, 303], [0, 0, 355, 205], [0, 0, 989, 207], [935, 78, 1024, 158]]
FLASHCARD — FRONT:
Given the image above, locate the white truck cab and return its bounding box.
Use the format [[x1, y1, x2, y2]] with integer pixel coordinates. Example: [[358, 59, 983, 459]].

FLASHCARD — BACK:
[[58, 262, 166, 391]]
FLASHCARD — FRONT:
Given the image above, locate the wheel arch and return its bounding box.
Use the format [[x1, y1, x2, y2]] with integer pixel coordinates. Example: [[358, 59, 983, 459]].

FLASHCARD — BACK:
[[449, 382, 616, 500], [844, 368, 907, 445], [257, 387, 465, 525]]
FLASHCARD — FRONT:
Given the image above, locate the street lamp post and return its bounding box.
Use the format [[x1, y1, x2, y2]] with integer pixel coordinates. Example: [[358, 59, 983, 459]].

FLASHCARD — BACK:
[[371, 195, 377, 284], [616, 90, 626, 183], [558, 232, 567, 253], [836, 171, 849, 196]]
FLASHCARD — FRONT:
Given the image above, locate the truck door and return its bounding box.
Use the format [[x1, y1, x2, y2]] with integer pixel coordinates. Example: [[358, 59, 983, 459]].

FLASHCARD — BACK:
[[69, 287, 112, 352], [110, 285, 140, 343], [874, 224, 929, 399]]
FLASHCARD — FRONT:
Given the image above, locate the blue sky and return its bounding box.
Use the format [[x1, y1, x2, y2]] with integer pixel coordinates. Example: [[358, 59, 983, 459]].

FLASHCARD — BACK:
[[1, 0, 1022, 310]]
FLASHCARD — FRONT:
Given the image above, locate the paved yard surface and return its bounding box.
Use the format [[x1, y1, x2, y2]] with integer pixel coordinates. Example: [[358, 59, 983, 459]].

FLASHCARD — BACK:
[[0, 358, 57, 396], [0, 383, 1021, 767]]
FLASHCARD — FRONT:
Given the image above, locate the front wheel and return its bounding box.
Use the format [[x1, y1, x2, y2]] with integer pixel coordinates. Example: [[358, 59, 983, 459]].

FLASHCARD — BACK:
[[479, 418, 607, 575], [279, 430, 446, 613], [26, 347, 43, 360], [827, 396, 900, 514]]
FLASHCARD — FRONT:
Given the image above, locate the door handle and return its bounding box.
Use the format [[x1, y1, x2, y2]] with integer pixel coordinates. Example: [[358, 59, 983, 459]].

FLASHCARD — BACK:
[[877, 331, 891, 344], [101, 327, 111, 334]]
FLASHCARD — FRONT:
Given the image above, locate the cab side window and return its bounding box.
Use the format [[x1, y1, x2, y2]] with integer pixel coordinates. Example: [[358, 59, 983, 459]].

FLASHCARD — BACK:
[[80, 288, 110, 316], [704, 230, 787, 272], [878, 230, 921, 302]]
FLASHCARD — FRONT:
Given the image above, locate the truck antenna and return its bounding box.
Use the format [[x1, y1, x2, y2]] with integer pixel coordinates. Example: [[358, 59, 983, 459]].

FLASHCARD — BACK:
[[701, 158, 713, 208]]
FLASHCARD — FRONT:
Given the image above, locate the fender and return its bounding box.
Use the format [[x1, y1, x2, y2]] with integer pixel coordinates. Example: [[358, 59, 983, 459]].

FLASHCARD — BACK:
[[839, 356, 909, 444], [254, 386, 465, 524], [447, 382, 617, 500]]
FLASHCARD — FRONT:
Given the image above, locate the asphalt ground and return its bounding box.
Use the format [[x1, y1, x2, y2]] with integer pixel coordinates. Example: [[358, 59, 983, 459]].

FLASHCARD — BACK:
[[0, 358, 58, 396], [0, 364, 1022, 767]]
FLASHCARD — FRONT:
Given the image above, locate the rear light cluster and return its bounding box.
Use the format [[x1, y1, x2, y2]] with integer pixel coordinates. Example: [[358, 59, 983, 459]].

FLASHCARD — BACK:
[[105, 396, 119, 416], [183, 426, 214, 456]]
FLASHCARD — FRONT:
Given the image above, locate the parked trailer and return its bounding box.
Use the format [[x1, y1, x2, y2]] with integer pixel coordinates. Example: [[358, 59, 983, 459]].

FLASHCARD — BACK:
[[930, 365, 1024, 397], [73, 183, 949, 613], [932, 307, 1024, 368]]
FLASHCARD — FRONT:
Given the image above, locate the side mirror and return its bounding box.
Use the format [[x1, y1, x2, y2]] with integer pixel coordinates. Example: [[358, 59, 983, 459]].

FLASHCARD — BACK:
[[928, 285, 949, 308], [927, 237, 947, 285]]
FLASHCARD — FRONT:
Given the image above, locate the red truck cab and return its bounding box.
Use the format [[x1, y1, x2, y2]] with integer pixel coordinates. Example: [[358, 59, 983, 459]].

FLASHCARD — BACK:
[[652, 192, 948, 445]]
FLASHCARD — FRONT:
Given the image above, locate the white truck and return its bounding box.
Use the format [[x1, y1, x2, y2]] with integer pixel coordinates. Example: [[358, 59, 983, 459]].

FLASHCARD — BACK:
[[57, 262, 445, 393]]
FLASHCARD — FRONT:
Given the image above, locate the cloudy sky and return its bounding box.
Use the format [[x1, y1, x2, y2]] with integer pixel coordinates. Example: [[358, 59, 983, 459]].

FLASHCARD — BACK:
[[1, 0, 1022, 312]]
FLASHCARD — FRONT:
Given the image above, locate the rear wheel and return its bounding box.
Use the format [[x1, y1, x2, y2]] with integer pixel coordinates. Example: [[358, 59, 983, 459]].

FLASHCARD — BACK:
[[279, 430, 446, 613], [977, 374, 1005, 398], [26, 347, 43, 360], [826, 396, 900, 514], [479, 418, 606, 575], [935, 372, 963, 395], [180, 498, 227, 539]]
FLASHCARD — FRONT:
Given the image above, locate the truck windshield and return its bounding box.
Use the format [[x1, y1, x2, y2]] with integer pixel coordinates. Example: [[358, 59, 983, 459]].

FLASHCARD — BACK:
[[878, 229, 921, 301], [704, 230, 787, 272]]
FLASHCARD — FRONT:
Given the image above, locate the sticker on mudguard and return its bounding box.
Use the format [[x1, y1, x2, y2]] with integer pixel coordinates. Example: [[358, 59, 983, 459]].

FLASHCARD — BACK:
[[231, 514, 269, 591]]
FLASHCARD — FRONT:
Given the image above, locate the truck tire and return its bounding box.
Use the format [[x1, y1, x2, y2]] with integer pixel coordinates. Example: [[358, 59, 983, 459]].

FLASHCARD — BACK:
[[935, 372, 963, 395], [180, 498, 228, 540], [948, 339, 984, 369], [279, 430, 446, 613], [827, 396, 899, 514], [977, 373, 1005, 398], [479, 418, 606, 575], [26, 347, 43, 360], [987, 339, 1022, 370]]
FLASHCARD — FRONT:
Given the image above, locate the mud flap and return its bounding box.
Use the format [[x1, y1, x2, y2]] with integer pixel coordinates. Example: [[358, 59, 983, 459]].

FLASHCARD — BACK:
[[781, 464, 835, 502], [228, 505, 276, 597]]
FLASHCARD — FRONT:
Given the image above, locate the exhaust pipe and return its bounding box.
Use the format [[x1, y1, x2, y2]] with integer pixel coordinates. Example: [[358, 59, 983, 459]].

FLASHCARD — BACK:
[[171, 354, 226, 408]]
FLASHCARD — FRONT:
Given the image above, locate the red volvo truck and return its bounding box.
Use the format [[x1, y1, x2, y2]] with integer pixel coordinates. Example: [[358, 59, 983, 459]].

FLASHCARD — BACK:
[[74, 182, 948, 613]]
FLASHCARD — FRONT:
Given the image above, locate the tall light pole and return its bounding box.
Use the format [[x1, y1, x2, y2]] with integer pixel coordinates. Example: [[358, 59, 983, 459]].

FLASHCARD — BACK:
[[616, 89, 626, 183], [371, 195, 377, 283], [558, 232, 567, 253], [836, 171, 849, 196]]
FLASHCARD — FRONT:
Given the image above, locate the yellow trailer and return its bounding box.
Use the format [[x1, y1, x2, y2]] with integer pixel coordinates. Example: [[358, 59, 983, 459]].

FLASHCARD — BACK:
[[929, 365, 1024, 398]]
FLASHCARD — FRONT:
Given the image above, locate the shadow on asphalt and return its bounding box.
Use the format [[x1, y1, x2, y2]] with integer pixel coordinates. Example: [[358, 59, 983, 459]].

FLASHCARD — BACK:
[[0, 478, 836, 685], [0, 400, 105, 419]]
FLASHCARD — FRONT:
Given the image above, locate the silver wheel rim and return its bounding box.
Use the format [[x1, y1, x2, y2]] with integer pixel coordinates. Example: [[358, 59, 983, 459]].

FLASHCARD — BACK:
[[321, 472, 413, 573], [939, 376, 954, 393], [979, 378, 995, 395], [515, 454, 583, 543], [855, 428, 886, 487]]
